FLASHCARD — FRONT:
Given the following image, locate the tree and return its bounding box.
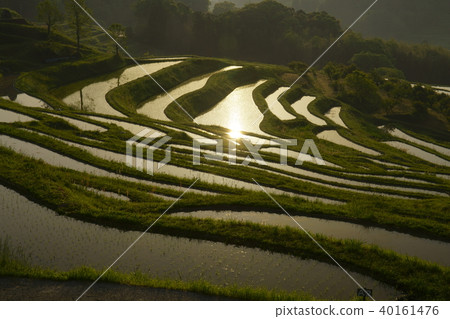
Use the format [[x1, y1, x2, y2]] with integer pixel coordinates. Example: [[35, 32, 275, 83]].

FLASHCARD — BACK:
[[212, 1, 236, 15], [0, 9, 12, 20], [65, 0, 91, 54], [179, 0, 210, 13], [342, 70, 383, 113], [108, 24, 126, 56], [37, 0, 63, 37]]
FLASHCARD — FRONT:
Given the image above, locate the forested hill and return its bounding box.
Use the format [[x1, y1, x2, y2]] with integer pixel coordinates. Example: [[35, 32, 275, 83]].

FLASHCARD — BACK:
[[132, 0, 450, 84], [218, 0, 450, 50], [2, 0, 450, 84], [291, 0, 450, 50]]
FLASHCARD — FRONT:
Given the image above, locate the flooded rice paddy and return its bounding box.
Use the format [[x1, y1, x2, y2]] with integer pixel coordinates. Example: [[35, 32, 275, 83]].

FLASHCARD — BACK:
[[317, 130, 381, 156], [324, 107, 348, 128], [291, 96, 326, 126], [265, 87, 296, 121], [196, 80, 270, 138], [171, 211, 450, 266], [0, 108, 36, 123], [1, 93, 49, 108], [384, 141, 450, 167], [138, 66, 242, 121], [0, 185, 400, 300], [381, 126, 450, 157], [62, 62, 181, 116]]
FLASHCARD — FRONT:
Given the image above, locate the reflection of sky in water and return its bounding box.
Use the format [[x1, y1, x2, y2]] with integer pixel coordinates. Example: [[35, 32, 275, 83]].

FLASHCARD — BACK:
[[1, 93, 49, 108], [325, 106, 348, 128], [381, 126, 450, 157], [0, 108, 36, 123], [384, 141, 450, 167], [265, 87, 296, 121], [172, 210, 450, 267], [196, 80, 269, 138], [63, 62, 181, 117], [292, 96, 326, 126], [139, 66, 242, 121], [317, 130, 381, 156]]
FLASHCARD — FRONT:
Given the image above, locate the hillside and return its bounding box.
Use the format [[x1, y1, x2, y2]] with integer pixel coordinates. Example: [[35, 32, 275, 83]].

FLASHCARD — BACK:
[[213, 0, 450, 49], [1, 5, 450, 302], [2, 0, 450, 85]]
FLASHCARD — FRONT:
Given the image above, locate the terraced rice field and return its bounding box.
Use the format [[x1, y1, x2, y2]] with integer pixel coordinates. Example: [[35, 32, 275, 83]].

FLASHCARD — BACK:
[[1, 57, 449, 301]]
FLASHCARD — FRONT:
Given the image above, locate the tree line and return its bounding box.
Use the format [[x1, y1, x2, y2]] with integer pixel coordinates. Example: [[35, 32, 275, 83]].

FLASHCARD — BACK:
[[130, 0, 450, 84], [4, 0, 450, 84]]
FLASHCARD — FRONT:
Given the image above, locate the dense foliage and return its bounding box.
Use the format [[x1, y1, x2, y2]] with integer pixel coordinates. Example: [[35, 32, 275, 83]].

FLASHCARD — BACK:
[[2, 0, 450, 84]]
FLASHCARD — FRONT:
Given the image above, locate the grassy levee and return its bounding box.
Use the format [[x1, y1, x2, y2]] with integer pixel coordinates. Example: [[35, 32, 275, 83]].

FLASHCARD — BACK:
[[0, 137, 449, 242], [165, 63, 291, 122], [1, 96, 449, 199], [1, 99, 449, 223], [0, 157, 448, 300], [106, 58, 230, 115], [15, 54, 127, 109], [165, 66, 261, 122], [5, 111, 449, 210], [0, 240, 314, 301], [257, 80, 450, 173]]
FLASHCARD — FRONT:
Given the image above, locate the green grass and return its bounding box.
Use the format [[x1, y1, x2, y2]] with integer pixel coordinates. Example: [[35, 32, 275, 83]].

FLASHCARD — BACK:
[[0, 159, 449, 300], [1, 29, 449, 301], [0, 98, 449, 241], [0, 239, 314, 301], [106, 58, 230, 115], [0, 22, 96, 75], [15, 54, 127, 109]]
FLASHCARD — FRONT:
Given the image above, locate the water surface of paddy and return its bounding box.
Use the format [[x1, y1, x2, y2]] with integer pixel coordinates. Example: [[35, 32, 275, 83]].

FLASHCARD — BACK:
[[381, 127, 450, 157], [138, 66, 242, 121], [265, 87, 296, 121], [196, 80, 270, 137], [0, 108, 36, 123], [291, 96, 326, 126], [63, 62, 181, 116], [1, 93, 49, 108], [384, 141, 450, 167], [317, 130, 381, 156], [172, 211, 450, 266], [0, 185, 399, 300], [324, 107, 348, 128]]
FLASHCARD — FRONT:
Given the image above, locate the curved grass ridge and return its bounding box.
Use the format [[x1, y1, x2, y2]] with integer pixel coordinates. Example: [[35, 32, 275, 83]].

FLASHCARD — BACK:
[[106, 58, 230, 115], [0, 139, 448, 241], [164, 66, 261, 122], [15, 54, 127, 109], [0, 103, 449, 240], [3, 118, 448, 211], [0, 169, 448, 300], [0, 149, 449, 300]]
